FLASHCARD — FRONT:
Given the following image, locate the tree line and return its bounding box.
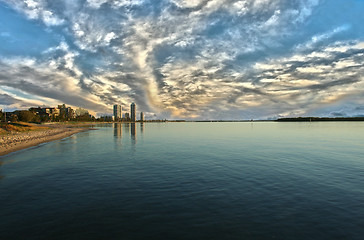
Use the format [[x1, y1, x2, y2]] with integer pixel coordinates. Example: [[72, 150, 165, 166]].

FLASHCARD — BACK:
[[1, 109, 98, 123]]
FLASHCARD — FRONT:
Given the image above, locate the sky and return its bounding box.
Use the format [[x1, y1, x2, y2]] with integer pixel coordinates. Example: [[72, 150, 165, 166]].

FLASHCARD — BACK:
[[0, 0, 364, 120]]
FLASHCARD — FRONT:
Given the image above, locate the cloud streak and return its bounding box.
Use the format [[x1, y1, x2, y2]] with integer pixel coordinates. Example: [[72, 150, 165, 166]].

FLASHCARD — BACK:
[[1, 0, 364, 119]]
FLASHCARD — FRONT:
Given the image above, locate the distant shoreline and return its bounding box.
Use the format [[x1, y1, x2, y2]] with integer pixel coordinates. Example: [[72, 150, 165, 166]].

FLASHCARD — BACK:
[[275, 117, 364, 122], [181, 117, 364, 122], [94, 118, 364, 122]]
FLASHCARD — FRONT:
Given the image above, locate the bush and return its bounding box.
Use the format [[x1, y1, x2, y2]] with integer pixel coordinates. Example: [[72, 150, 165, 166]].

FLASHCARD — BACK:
[[18, 111, 37, 122]]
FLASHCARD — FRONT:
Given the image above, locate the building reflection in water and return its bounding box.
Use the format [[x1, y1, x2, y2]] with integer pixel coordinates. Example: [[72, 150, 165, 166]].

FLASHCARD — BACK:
[[131, 123, 136, 144], [112, 123, 144, 146], [124, 123, 130, 135], [140, 123, 144, 134], [113, 123, 122, 138]]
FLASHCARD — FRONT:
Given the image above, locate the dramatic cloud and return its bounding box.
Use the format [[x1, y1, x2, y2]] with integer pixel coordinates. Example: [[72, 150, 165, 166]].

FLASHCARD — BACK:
[[0, 0, 364, 119]]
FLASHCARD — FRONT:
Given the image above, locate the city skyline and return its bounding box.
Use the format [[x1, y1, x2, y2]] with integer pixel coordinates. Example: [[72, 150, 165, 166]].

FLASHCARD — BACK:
[[1, 1, 364, 120], [113, 102, 143, 121]]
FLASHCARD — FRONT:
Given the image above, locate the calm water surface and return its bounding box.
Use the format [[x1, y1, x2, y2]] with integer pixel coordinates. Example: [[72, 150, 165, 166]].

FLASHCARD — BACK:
[[1, 122, 364, 239]]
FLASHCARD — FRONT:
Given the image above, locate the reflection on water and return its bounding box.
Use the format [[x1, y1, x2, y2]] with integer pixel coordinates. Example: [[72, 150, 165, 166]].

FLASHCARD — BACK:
[[0, 160, 4, 180], [113, 123, 122, 138], [1, 122, 364, 240], [131, 123, 136, 139], [140, 123, 144, 134], [124, 123, 129, 135], [131, 123, 137, 146], [112, 123, 144, 145]]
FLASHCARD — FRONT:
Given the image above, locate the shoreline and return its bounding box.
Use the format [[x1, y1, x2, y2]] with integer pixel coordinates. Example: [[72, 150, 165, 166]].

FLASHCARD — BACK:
[[0, 125, 91, 157]]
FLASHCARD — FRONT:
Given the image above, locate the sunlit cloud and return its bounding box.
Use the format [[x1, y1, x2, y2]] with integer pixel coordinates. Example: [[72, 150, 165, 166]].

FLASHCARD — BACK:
[[0, 0, 363, 119]]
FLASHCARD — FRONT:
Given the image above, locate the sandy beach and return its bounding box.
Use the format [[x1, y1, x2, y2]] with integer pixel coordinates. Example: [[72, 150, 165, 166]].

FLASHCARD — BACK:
[[0, 124, 90, 157]]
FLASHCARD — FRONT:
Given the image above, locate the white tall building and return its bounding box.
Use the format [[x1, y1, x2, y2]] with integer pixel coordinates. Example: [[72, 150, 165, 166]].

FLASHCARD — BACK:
[[113, 105, 122, 120]]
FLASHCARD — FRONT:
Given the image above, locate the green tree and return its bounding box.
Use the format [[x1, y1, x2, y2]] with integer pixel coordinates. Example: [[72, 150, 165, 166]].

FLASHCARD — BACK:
[[75, 114, 93, 122], [10, 114, 18, 122], [18, 110, 36, 122], [39, 114, 50, 123]]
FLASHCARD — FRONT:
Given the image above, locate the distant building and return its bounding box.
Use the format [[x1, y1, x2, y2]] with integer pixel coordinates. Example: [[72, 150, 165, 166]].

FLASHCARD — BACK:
[[113, 104, 122, 120], [140, 112, 144, 121], [52, 108, 60, 117], [43, 107, 59, 117], [130, 102, 136, 122], [68, 108, 75, 119], [124, 113, 130, 121], [29, 107, 59, 121], [58, 104, 75, 119]]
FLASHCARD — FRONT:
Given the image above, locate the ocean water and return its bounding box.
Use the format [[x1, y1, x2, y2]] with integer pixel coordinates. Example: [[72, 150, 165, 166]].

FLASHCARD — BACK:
[[1, 122, 364, 239]]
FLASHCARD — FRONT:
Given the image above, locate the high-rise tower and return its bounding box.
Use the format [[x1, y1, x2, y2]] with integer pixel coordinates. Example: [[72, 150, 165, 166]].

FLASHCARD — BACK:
[[113, 104, 122, 120], [140, 112, 144, 121], [130, 102, 136, 122]]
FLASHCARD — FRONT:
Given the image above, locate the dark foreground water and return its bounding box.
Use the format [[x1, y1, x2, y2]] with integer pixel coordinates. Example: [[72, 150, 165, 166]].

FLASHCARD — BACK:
[[1, 122, 364, 239]]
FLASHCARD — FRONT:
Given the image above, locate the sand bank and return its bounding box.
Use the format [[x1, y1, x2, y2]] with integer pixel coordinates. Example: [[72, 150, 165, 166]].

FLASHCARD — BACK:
[[0, 126, 89, 157]]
